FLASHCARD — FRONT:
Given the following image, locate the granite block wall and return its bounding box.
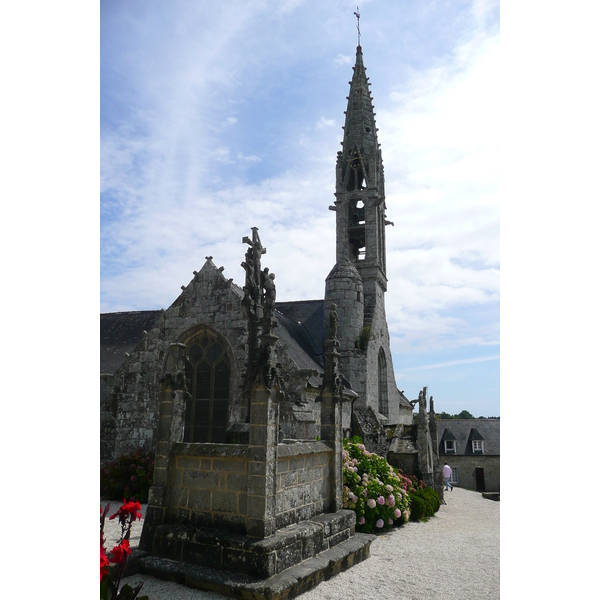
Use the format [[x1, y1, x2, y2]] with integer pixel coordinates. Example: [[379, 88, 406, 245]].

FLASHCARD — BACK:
[[275, 442, 332, 529], [160, 441, 333, 536], [166, 444, 249, 533]]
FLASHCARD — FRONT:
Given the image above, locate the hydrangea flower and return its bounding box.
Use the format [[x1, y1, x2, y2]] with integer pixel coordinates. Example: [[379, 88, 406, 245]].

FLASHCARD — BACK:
[[376, 519, 384, 528], [367, 498, 376, 509], [387, 494, 395, 506], [377, 496, 385, 505], [394, 508, 402, 519], [359, 516, 365, 525]]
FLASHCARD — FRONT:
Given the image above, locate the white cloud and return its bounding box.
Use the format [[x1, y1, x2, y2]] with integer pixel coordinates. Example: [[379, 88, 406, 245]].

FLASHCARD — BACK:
[[333, 53, 351, 66], [316, 116, 335, 129], [401, 355, 500, 372]]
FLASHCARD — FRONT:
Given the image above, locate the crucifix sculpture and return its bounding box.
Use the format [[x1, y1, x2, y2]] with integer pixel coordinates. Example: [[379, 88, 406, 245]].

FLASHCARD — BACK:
[[241, 228, 280, 419]]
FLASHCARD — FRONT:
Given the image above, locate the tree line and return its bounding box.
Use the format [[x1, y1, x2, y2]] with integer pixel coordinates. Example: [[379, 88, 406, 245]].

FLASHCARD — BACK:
[[435, 410, 499, 420]]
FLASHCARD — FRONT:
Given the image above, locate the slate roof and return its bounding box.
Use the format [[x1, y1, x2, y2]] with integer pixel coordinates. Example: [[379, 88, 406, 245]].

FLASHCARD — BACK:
[[437, 419, 500, 456], [273, 309, 323, 387], [275, 300, 325, 362], [100, 301, 326, 379], [100, 310, 163, 375]]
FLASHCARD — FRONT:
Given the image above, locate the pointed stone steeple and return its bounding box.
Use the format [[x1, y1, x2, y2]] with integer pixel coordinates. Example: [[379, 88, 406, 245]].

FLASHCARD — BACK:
[[337, 45, 383, 206], [332, 44, 388, 324], [325, 42, 407, 429]]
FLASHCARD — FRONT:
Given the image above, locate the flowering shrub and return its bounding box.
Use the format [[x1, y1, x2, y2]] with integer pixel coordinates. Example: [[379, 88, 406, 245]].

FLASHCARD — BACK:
[[100, 500, 148, 600], [397, 471, 426, 493], [101, 450, 154, 503], [342, 438, 411, 533]]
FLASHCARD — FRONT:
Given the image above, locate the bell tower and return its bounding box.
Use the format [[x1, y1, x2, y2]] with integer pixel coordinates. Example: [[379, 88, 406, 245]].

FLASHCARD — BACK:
[[332, 44, 391, 323], [324, 42, 402, 426]]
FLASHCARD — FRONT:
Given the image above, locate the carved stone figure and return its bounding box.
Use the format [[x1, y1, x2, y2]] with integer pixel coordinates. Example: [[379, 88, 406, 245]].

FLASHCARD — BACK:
[[262, 268, 276, 316], [241, 228, 281, 404], [329, 303, 338, 340]]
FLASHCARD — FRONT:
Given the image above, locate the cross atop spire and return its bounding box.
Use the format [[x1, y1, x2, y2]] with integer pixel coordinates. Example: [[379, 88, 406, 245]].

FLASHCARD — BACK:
[[354, 6, 361, 47]]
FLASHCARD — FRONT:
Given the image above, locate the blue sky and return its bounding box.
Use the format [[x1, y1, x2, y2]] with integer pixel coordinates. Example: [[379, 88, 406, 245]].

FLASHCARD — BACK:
[[101, 0, 500, 417]]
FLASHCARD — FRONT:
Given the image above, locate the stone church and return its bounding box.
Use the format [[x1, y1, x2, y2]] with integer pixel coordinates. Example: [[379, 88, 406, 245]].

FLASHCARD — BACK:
[[101, 44, 440, 492]]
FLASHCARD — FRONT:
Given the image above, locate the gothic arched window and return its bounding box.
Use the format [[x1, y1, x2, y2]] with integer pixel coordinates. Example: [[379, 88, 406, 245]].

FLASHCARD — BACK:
[[378, 348, 388, 417], [183, 330, 230, 443]]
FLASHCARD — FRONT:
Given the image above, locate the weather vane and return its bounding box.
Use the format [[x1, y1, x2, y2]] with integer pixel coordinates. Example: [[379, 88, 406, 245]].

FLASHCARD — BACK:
[[354, 6, 361, 46]]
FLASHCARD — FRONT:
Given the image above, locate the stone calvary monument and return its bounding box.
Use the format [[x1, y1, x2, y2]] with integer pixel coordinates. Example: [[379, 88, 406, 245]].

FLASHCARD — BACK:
[[100, 38, 443, 598]]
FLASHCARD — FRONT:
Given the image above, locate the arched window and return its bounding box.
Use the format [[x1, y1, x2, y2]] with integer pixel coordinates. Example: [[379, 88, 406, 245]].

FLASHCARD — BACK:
[[183, 330, 230, 443], [378, 348, 388, 417]]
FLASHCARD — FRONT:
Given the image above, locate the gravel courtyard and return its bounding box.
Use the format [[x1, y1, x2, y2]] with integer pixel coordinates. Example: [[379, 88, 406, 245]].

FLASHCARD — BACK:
[[102, 486, 499, 600]]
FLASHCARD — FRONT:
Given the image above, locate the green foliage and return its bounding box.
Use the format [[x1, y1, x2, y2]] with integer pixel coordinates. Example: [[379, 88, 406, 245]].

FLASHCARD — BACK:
[[101, 450, 154, 503], [436, 410, 475, 419], [356, 325, 371, 351], [342, 439, 411, 533], [456, 410, 474, 419], [101, 581, 148, 600], [408, 487, 441, 522]]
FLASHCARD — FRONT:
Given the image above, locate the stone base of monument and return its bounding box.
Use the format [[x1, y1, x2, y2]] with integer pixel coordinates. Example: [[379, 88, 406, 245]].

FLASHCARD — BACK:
[[138, 511, 375, 599]]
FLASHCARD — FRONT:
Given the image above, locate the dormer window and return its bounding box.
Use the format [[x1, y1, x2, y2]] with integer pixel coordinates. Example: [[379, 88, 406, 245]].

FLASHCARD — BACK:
[[472, 439, 484, 453], [444, 440, 456, 453], [468, 428, 485, 454]]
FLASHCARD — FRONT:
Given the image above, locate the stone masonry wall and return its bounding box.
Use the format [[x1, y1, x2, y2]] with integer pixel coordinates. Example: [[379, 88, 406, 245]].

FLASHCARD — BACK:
[[446, 455, 500, 493], [363, 277, 403, 426], [101, 259, 247, 463], [166, 443, 249, 534], [159, 441, 333, 536], [275, 442, 332, 529]]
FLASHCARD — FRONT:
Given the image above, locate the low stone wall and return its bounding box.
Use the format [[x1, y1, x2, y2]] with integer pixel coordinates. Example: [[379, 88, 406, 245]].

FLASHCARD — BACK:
[[162, 441, 334, 535], [166, 443, 249, 533], [275, 442, 333, 529]]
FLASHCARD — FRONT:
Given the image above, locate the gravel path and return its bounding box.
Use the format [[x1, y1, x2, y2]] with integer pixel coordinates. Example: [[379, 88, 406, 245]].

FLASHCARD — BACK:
[[103, 487, 499, 599]]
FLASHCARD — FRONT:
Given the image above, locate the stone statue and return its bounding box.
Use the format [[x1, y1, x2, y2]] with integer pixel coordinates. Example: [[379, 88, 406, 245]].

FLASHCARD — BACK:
[[241, 227, 266, 321], [329, 303, 338, 340], [262, 268, 276, 316], [241, 228, 281, 404]]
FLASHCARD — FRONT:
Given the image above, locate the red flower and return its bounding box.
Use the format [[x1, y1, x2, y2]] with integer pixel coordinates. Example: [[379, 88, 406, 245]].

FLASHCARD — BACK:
[[100, 536, 110, 581], [110, 539, 131, 565], [109, 499, 142, 524]]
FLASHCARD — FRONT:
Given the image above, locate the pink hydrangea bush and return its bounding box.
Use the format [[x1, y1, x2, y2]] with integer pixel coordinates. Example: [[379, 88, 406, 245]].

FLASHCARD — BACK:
[[342, 438, 411, 533]]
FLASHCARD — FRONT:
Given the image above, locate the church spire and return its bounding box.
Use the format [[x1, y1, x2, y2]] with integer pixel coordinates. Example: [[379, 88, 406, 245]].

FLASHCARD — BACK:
[[338, 45, 381, 198], [334, 43, 386, 273]]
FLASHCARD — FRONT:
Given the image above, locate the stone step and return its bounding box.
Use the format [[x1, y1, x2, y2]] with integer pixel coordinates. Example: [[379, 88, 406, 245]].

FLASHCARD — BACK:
[[149, 510, 358, 579], [139, 532, 376, 600]]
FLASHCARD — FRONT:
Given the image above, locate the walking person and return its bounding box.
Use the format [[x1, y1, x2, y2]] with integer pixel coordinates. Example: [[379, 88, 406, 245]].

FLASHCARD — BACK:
[[443, 462, 453, 491]]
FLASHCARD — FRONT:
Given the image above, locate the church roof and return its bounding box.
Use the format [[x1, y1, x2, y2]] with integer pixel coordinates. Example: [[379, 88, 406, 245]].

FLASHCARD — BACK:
[[99, 300, 326, 378], [100, 310, 163, 375], [275, 300, 325, 363]]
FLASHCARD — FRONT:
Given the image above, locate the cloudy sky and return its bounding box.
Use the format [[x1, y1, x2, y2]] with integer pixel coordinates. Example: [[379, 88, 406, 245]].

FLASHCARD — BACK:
[[101, 0, 500, 417]]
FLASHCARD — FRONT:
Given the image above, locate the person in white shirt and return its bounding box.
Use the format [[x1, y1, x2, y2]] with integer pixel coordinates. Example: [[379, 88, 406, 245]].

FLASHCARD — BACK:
[[443, 462, 453, 491]]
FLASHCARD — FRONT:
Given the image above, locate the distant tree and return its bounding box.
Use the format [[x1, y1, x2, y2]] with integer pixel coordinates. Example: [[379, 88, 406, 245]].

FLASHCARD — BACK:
[[456, 410, 474, 419], [437, 412, 454, 420]]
